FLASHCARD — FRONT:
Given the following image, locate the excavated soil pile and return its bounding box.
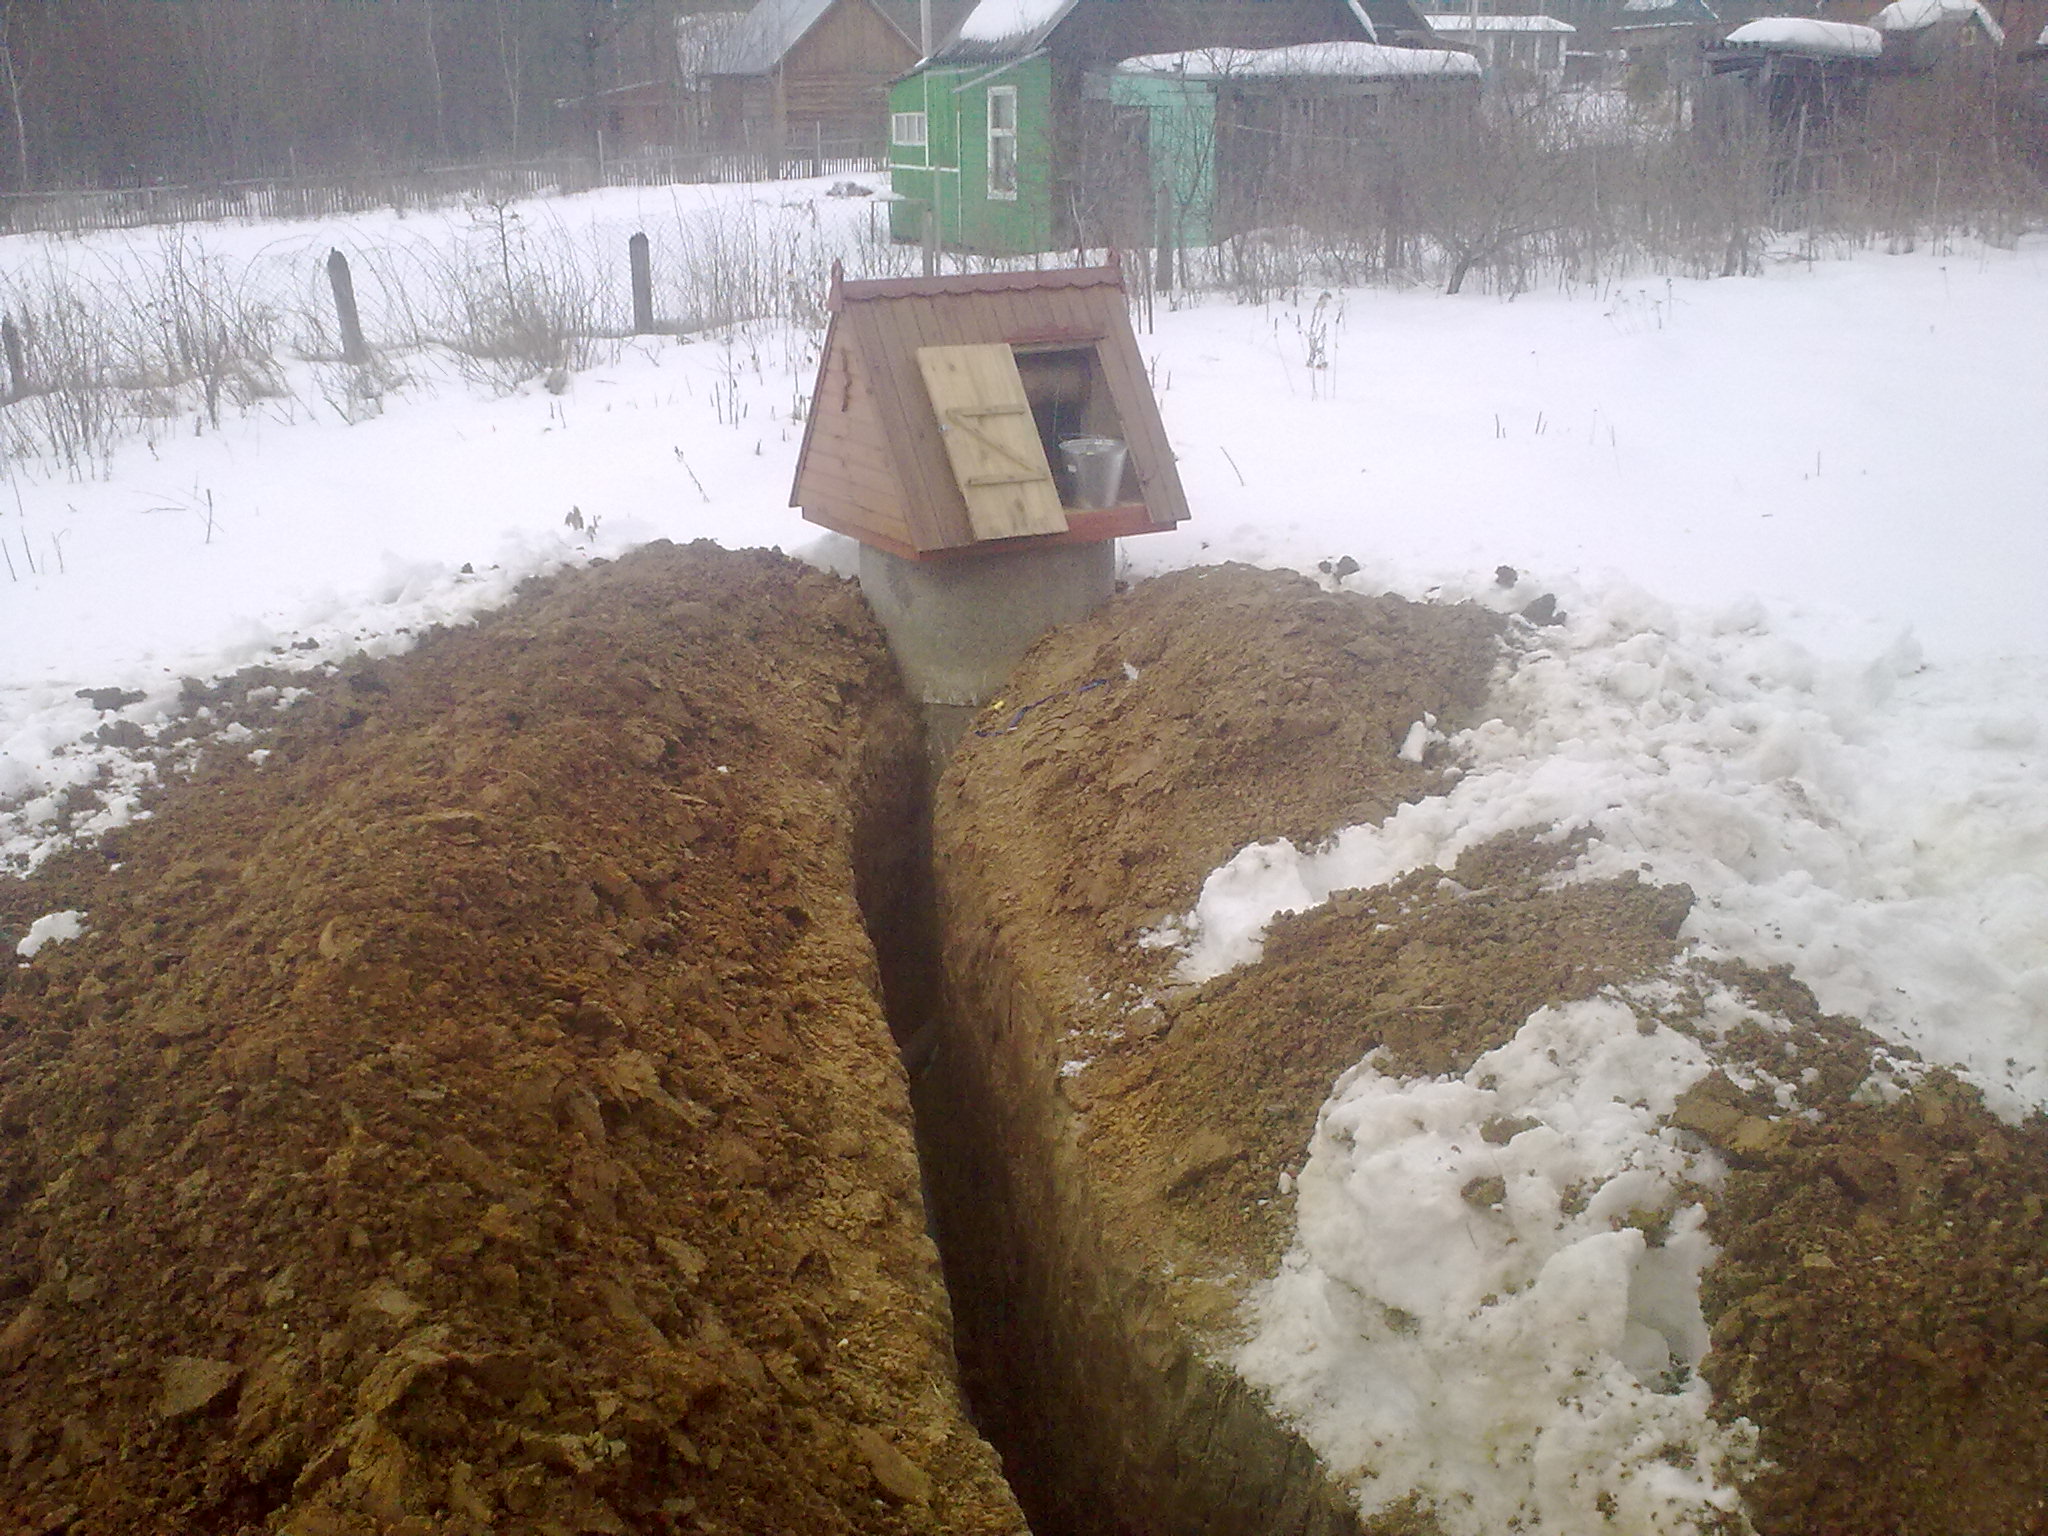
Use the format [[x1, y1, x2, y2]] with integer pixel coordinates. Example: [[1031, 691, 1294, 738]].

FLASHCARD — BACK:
[[929, 563, 2048, 1536], [0, 543, 1026, 1536]]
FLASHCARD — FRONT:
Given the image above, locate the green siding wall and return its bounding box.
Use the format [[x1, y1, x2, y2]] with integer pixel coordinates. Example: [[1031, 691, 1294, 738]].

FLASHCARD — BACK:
[[887, 57, 1057, 255], [1106, 72, 1218, 248]]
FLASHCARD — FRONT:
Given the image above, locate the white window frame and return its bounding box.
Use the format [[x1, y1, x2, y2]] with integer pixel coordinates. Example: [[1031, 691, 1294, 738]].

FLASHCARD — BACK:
[[892, 111, 928, 148], [986, 85, 1019, 202]]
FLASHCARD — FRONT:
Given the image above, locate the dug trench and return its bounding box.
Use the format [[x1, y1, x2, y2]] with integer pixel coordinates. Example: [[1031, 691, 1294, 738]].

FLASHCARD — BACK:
[[1, 547, 2046, 1535]]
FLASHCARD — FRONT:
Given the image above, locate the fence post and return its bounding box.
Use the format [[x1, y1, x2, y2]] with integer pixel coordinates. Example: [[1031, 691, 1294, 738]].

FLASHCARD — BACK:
[[921, 203, 939, 277], [629, 231, 655, 334], [1153, 180, 1176, 292], [1, 315, 25, 400], [327, 249, 369, 367]]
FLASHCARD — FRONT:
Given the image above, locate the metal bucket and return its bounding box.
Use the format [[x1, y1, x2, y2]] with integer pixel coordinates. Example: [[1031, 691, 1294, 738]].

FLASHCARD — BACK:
[[1059, 435, 1129, 510]]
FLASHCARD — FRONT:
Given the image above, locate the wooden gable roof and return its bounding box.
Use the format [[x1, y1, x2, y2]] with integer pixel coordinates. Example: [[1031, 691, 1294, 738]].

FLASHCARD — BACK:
[[703, 0, 914, 76], [791, 263, 1190, 559]]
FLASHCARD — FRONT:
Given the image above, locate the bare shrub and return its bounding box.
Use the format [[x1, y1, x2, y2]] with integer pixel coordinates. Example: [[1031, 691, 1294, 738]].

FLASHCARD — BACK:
[[127, 230, 289, 427], [431, 198, 608, 390]]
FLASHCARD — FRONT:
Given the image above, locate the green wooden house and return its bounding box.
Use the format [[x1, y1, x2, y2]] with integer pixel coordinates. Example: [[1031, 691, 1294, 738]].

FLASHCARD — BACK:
[[887, 0, 1440, 254]]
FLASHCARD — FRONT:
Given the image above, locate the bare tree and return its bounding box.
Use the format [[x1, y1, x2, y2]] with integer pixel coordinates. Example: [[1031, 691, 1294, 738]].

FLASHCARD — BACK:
[[0, 0, 30, 191]]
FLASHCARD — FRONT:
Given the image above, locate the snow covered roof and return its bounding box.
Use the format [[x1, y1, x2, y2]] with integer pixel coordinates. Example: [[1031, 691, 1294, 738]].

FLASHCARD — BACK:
[[1722, 17, 1883, 56], [1621, 0, 1719, 17], [928, 0, 1423, 68], [1115, 42, 1482, 80], [933, 0, 1078, 61], [1870, 0, 2004, 43], [702, 0, 908, 75], [1425, 12, 1574, 31]]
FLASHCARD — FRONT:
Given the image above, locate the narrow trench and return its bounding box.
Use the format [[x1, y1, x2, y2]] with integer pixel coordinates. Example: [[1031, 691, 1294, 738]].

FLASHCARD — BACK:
[[846, 704, 1372, 1536], [848, 727, 1076, 1536]]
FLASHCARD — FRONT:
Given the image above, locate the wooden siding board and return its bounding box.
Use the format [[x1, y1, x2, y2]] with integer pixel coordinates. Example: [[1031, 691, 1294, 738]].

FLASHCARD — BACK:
[[812, 471, 914, 544], [790, 311, 847, 507], [851, 301, 965, 550], [810, 427, 903, 483], [806, 428, 906, 506], [796, 317, 922, 548], [895, 296, 978, 547], [1091, 319, 1187, 524]]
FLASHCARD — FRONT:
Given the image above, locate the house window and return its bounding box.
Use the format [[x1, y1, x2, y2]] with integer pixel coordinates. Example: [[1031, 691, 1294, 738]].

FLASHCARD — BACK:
[[987, 85, 1018, 201], [892, 111, 928, 147]]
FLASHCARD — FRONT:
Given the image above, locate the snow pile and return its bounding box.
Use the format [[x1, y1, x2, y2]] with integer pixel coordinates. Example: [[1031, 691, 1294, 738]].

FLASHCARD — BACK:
[[1115, 43, 1480, 79], [1239, 996, 1754, 1536], [1723, 18, 1883, 56], [1870, 0, 2003, 41], [15, 909, 85, 958], [1157, 588, 2048, 1118]]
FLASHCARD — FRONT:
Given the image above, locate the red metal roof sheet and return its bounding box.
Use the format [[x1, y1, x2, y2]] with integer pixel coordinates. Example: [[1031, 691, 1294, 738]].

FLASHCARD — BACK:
[[831, 262, 1123, 309]]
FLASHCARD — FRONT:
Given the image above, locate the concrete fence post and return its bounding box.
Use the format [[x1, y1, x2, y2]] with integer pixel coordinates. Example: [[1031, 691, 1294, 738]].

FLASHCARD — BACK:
[[629, 232, 655, 334], [326, 249, 368, 367], [1, 314, 26, 400]]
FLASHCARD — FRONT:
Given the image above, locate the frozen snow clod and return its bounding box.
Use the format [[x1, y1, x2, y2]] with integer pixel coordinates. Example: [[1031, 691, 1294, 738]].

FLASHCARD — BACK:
[[15, 909, 86, 958]]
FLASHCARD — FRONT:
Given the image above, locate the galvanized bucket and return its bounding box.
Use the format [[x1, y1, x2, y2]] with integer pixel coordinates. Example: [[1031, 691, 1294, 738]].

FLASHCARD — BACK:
[[1059, 435, 1128, 510]]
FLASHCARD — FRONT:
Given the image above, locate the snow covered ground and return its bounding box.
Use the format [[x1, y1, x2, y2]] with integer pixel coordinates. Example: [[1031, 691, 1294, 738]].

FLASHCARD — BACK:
[[2, 176, 2043, 1535]]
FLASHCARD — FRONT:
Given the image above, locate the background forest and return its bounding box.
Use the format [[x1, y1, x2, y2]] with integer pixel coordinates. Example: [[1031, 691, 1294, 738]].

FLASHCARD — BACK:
[[0, 0, 703, 188]]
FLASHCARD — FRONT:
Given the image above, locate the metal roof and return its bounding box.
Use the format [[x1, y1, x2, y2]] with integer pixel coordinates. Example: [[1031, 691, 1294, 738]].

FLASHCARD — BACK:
[[703, 0, 910, 76], [830, 261, 1125, 308], [924, 0, 1428, 67]]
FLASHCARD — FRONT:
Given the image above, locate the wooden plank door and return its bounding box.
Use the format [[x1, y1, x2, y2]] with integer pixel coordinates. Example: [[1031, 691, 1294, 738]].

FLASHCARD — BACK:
[[914, 343, 1069, 541]]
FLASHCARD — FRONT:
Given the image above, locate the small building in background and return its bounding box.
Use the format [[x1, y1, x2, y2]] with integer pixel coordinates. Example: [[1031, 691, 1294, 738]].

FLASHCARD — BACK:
[[1423, 12, 1577, 86], [554, 81, 688, 153], [1870, 0, 2006, 68], [1107, 43, 1479, 249], [1703, 17, 1882, 182], [887, 0, 1438, 254], [1607, 0, 1722, 97], [694, 0, 921, 156]]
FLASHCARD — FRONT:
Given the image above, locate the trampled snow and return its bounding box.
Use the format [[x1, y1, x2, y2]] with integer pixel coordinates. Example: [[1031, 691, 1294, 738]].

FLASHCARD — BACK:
[[1237, 996, 1754, 1535], [1, 176, 2043, 1536]]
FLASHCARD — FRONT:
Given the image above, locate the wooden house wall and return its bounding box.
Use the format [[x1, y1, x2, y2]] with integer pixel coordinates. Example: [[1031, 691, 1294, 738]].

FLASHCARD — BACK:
[[783, 0, 920, 142], [698, 76, 778, 144], [1992, 0, 2048, 58]]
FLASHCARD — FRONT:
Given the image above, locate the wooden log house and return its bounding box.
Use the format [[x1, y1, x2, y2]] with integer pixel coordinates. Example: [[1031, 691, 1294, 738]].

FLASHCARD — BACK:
[[697, 0, 922, 155]]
